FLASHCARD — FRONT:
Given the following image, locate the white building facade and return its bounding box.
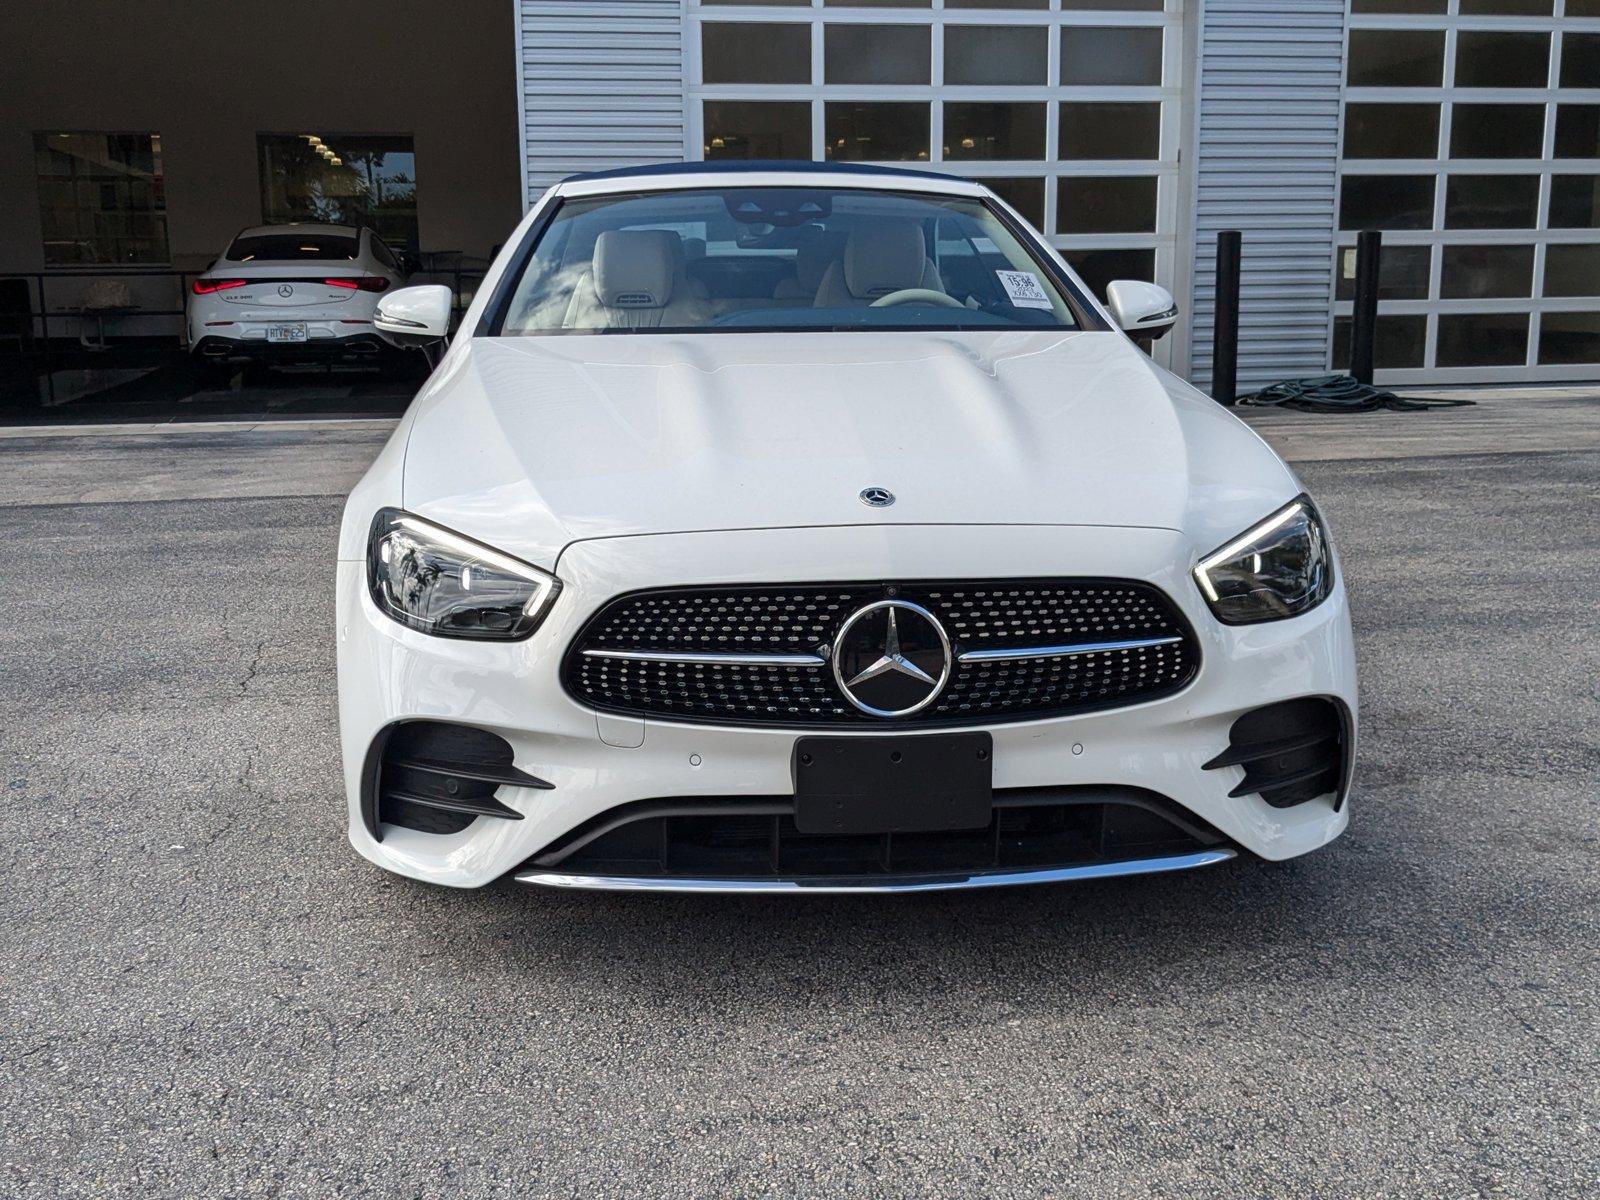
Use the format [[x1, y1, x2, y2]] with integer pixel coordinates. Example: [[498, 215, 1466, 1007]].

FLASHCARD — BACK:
[[514, 0, 1600, 390]]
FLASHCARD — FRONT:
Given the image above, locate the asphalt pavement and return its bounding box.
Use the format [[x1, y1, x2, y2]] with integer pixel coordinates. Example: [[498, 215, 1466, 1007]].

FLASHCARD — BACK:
[[1, 392, 1596, 1198]]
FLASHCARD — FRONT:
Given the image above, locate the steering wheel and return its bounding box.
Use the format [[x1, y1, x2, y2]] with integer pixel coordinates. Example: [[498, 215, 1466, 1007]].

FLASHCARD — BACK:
[[869, 288, 964, 309]]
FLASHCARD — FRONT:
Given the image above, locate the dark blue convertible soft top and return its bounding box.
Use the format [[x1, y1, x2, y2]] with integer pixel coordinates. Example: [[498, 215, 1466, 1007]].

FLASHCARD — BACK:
[[564, 161, 964, 185]]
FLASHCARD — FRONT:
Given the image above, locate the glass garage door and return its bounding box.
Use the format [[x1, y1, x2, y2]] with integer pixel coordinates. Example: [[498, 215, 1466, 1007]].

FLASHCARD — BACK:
[[686, 0, 1186, 363], [1336, 0, 1600, 383]]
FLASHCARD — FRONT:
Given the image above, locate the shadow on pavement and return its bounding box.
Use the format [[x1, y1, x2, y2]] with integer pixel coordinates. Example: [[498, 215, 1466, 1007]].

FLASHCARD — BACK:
[[368, 831, 1482, 1013]]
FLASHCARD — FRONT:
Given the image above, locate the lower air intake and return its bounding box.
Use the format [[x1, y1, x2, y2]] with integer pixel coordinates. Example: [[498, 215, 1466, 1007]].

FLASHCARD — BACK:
[[364, 721, 551, 838], [524, 787, 1225, 882], [1204, 698, 1348, 808]]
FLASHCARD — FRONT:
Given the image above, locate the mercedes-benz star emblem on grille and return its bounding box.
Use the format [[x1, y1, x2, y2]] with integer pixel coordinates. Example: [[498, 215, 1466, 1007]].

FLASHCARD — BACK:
[[859, 487, 895, 508], [277, 284, 294, 298], [831, 600, 951, 718]]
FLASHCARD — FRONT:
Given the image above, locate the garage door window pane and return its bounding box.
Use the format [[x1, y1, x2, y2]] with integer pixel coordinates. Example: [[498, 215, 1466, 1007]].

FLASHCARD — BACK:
[[1555, 107, 1600, 160], [1449, 105, 1546, 159], [704, 102, 811, 159], [1538, 312, 1600, 364], [1060, 103, 1160, 160], [946, 26, 1046, 86], [1444, 175, 1539, 229], [1352, 0, 1444, 10], [1563, 35, 1600, 89], [1344, 104, 1440, 159], [825, 103, 930, 161], [985, 177, 1046, 226], [1332, 315, 1428, 369], [1454, 33, 1549, 89], [1440, 244, 1535, 298], [1065, 248, 1154, 302], [1347, 31, 1445, 88], [1061, 28, 1163, 87], [1058, 177, 1158, 234], [1062, 0, 1162, 8], [1549, 176, 1600, 228], [948, 0, 1048, 8], [825, 0, 929, 6], [1458, 0, 1552, 12], [1568, 0, 1600, 15], [1437, 313, 1529, 366], [1335, 243, 1432, 300], [826, 25, 929, 84], [702, 23, 810, 84], [1543, 245, 1600, 297], [1339, 175, 1435, 230], [944, 103, 1045, 160]]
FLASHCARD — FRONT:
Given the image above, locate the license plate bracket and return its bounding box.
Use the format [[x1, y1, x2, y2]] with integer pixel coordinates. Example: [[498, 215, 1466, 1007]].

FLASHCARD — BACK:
[[793, 732, 993, 835], [266, 322, 309, 343]]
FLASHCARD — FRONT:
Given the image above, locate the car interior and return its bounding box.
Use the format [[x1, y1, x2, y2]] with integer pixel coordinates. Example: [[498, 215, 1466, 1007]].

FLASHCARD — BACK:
[[501, 187, 1078, 334]]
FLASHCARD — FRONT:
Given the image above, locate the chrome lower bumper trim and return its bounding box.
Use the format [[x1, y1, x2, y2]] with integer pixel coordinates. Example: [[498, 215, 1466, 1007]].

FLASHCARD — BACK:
[[515, 848, 1236, 894]]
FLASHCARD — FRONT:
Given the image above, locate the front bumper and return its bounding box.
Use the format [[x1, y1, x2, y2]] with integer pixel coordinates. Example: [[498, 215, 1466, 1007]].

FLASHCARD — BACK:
[[336, 524, 1356, 890]]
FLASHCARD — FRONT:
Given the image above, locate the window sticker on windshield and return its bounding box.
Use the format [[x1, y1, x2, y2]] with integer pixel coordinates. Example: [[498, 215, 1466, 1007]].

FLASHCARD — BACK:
[[995, 270, 1053, 310]]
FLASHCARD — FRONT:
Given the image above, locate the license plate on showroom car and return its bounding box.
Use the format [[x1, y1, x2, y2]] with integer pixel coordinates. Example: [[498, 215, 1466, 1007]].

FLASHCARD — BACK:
[[266, 323, 308, 343]]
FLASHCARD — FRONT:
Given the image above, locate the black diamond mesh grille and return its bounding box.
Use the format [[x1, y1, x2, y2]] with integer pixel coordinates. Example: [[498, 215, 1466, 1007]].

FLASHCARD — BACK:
[[563, 579, 1199, 727]]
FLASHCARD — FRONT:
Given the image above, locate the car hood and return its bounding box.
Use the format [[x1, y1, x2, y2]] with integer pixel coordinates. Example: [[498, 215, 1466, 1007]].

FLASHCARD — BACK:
[[400, 330, 1300, 567]]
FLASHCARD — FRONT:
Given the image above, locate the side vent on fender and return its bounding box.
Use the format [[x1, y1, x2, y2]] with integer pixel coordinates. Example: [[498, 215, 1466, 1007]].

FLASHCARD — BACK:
[[363, 721, 551, 839], [1204, 698, 1347, 809]]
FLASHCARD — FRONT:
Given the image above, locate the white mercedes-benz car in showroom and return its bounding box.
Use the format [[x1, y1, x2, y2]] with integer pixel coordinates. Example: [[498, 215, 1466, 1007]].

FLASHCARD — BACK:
[[187, 223, 407, 379], [337, 162, 1356, 894]]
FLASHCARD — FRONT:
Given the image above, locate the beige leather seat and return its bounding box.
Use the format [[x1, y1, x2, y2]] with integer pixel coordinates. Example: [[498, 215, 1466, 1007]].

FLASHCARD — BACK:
[[773, 232, 847, 302], [562, 230, 713, 330], [812, 221, 945, 308]]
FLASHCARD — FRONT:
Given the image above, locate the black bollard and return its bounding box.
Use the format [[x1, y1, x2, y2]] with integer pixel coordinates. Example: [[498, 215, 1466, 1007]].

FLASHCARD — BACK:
[[1349, 230, 1382, 385], [1211, 231, 1241, 406]]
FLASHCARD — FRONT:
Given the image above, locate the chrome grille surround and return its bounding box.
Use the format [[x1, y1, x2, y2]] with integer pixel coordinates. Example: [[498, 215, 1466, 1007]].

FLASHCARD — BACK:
[[562, 579, 1200, 727]]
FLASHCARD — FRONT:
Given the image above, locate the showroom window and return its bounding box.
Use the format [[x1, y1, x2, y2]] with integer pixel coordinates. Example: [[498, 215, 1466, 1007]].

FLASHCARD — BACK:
[[33, 132, 169, 265], [258, 134, 419, 249], [687, 0, 1183, 337], [1335, 1, 1600, 381]]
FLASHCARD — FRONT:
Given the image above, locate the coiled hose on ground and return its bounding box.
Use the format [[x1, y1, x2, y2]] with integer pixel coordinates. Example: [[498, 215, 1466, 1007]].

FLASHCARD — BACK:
[[1235, 374, 1476, 413]]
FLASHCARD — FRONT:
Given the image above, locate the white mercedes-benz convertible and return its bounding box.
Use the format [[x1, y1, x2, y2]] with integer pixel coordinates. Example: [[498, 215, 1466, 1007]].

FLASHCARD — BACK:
[[337, 162, 1356, 893]]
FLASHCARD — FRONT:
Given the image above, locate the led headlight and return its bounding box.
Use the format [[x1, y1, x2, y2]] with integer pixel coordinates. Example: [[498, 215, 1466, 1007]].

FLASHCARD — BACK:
[[367, 508, 561, 640], [1194, 495, 1333, 625]]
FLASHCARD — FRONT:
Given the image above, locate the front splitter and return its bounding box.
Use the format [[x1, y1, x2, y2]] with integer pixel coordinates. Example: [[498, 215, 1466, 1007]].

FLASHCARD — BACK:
[[515, 847, 1236, 894]]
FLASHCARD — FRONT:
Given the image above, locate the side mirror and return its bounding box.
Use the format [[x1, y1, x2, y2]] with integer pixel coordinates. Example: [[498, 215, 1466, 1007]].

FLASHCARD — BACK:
[[374, 284, 452, 348], [1105, 280, 1178, 341]]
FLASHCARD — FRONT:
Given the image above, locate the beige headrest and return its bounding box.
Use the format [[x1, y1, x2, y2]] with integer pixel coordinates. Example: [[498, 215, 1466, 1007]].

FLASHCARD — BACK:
[[794, 232, 848, 293], [843, 222, 927, 298], [593, 230, 680, 308]]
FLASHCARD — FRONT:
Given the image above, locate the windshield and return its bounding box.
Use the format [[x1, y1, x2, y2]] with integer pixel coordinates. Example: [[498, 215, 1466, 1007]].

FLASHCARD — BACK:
[[498, 187, 1084, 335]]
